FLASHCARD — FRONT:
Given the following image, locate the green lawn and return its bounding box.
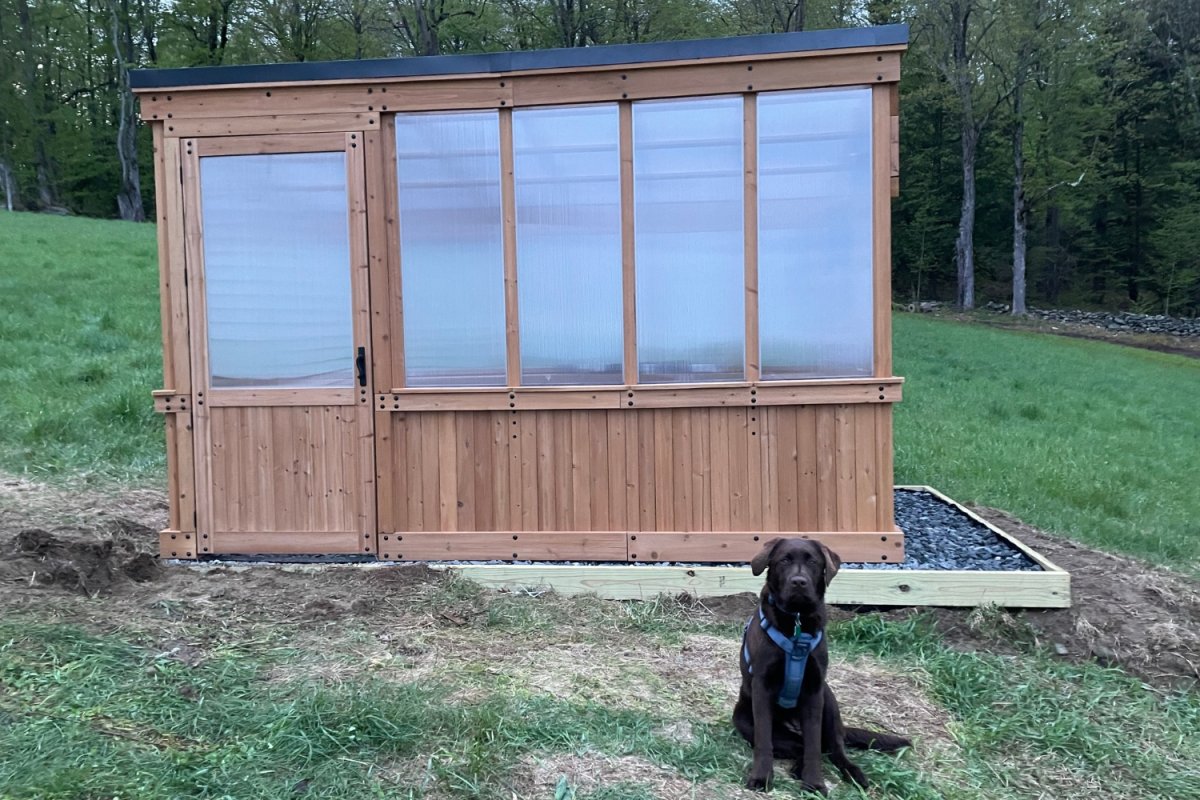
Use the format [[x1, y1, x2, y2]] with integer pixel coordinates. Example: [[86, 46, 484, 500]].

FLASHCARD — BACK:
[[2, 588, 1197, 800], [0, 212, 163, 482], [1, 211, 1197, 571], [893, 313, 1200, 573]]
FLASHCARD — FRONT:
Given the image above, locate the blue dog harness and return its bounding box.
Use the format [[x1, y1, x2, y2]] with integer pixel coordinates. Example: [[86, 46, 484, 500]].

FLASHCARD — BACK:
[[742, 597, 824, 709]]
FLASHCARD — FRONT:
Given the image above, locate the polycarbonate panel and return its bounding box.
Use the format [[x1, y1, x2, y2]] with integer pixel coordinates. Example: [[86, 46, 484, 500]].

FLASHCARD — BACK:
[[634, 96, 744, 383], [758, 88, 874, 379], [397, 111, 506, 387], [200, 152, 352, 388], [514, 105, 622, 385]]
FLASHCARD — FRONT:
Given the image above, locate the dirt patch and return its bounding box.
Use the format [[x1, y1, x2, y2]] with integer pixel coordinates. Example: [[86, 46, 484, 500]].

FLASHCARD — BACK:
[[1, 527, 160, 593], [918, 507, 1200, 690]]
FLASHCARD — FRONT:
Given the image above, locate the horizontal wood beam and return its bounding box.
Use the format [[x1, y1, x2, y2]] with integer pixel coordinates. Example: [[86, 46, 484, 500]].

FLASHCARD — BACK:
[[138, 53, 901, 120], [379, 531, 628, 562], [210, 531, 367, 555], [512, 52, 898, 107], [377, 379, 903, 412], [440, 563, 1071, 607], [627, 531, 903, 563], [166, 112, 379, 137], [206, 388, 360, 407], [193, 132, 349, 156]]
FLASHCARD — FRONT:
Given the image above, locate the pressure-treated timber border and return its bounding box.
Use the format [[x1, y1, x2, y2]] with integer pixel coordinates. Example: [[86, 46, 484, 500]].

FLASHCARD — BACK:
[[437, 486, 1070, 608], [135, 26, 911, 563]]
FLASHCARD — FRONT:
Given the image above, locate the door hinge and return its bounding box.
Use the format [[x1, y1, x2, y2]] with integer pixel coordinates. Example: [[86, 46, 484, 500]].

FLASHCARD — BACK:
[[356, 346, 367, 387]]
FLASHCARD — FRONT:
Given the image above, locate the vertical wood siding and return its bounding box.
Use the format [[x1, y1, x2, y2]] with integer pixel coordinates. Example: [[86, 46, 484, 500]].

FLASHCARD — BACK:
[[380, 404, 892, 534]]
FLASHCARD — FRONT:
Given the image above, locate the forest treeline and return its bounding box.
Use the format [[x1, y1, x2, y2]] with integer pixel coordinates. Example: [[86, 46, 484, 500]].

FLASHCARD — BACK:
[[1, 0, 1197, 314]]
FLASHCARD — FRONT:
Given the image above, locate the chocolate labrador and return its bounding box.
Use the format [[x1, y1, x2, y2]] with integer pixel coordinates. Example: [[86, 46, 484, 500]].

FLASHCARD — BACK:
[[733, 537, 910, 794]]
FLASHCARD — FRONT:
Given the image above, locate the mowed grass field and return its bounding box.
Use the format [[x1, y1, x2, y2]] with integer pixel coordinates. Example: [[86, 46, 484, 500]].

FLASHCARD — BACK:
[[2, 579, 1199, 800], [0, 212, 163, 481], [2, 211, 1197, 571]]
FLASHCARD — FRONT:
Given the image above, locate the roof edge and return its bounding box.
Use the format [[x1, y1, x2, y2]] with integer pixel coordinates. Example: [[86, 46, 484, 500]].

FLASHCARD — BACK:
[[131, 24, 908, 91]]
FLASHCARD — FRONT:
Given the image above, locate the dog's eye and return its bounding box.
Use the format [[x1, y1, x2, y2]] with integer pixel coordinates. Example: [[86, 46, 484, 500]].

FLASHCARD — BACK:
[[779, 555, 792, 564]]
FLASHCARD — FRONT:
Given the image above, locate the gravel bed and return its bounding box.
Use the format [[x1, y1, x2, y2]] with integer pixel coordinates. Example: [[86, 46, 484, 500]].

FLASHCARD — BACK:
[[199, 489, 1041, 573], [848, 489, 1040, 571]]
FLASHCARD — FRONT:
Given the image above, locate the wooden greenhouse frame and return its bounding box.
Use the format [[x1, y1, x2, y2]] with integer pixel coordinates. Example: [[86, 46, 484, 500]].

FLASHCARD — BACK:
[[134, 25, 910, 565]]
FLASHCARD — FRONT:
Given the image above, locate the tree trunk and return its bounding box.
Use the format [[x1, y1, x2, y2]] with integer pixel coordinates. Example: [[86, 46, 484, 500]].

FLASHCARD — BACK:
[[110, 0, 146, 221], [16, 0, 58, 209], [1011, 82, 1027, 316], [956, 126, 977, 310], [950, 0, 976, 310], [0, 159, 15, 212]]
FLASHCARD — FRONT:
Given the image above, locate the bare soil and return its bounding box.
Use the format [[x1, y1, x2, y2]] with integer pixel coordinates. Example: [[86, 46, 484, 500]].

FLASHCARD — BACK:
[[2, 476, 1197, 696]]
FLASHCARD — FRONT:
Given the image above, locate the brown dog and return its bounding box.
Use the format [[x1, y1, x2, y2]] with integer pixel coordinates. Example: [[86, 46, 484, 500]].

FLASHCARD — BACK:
[[732, 538, 910, 794]]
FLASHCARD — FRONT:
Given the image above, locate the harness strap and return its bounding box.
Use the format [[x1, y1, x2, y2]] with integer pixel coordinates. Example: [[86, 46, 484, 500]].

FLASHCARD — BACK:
[[740, 599, 823, 709]]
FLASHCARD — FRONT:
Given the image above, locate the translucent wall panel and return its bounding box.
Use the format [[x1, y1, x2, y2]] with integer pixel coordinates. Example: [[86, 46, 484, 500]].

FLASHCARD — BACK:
[[634, 96, 744, 383], [200, 152, 352, 388], [514, 105, 622, 385], [758, 88, 874, 379], [397, 111, 506, 387]]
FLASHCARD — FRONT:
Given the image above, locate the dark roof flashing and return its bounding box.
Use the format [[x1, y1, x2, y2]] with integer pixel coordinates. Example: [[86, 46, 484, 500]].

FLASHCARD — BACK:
[[130, 24, 908, 90]]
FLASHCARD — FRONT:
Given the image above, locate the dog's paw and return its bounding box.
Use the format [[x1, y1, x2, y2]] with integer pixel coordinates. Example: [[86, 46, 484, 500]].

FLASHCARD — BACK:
[[744, 771, 773, 792], [840, 762, 869, 789], [797, 781, 829, 797]]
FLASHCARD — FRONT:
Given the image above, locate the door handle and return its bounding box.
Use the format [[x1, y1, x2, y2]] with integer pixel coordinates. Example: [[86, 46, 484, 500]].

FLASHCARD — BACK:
[[355, 346, 367, 387]]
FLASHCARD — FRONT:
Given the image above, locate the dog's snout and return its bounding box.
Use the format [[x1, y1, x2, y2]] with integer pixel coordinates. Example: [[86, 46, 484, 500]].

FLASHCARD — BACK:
[[789, 575, 810, 589]]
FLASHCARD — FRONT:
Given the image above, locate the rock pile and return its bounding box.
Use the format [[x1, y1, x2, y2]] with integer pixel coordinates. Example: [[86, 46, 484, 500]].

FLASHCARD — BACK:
[[1024, 307, 1200, 337]]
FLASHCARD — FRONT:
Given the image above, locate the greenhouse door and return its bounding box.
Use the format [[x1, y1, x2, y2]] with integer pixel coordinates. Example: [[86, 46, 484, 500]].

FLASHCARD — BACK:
[[181, 133, 376, 556]]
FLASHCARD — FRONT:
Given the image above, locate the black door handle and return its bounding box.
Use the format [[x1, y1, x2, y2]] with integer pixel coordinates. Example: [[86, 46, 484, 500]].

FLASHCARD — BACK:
[[356, 346, 367, 387]]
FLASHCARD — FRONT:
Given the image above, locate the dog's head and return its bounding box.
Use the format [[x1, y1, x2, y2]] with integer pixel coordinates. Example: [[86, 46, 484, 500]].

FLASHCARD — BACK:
[[750, 538, 841, 614]]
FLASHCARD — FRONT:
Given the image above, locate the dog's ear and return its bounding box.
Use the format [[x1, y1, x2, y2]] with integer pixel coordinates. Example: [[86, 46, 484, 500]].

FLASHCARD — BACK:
[[750, 538, 782, 576], [819, 542, 842, 588]]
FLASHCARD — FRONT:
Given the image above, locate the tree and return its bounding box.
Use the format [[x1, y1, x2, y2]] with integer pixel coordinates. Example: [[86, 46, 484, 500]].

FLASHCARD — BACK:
[[109, 0, 147, 221], [389, 0, 481, 55], [166, 0, 242, 65], [15, 0, 59, 209], [918, 0, 1009, 310], [732, 0, 806, 33], [252, 0, 333, 61]]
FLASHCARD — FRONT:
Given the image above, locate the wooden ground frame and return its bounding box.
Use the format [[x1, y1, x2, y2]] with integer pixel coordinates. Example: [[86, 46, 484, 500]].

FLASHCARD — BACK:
[[439, 487, 1071, 608], [134, 26, 913, 564]]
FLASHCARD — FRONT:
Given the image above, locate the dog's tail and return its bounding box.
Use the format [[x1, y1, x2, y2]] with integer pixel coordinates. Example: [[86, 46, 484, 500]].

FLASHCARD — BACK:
[[843, 727, 911, 752]]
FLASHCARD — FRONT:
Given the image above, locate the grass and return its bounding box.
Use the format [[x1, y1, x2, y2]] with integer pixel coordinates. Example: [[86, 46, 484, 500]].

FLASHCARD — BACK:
[[1, 210, 1198, 569], [893, 313, 1200, 573], [0, 211, 163, 483], [1, 593, 1197, 800]]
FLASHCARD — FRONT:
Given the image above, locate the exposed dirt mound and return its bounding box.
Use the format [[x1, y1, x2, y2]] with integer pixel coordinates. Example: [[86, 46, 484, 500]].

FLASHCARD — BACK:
[[943, 507, 1200, 689], [2, 527, 161, 594]]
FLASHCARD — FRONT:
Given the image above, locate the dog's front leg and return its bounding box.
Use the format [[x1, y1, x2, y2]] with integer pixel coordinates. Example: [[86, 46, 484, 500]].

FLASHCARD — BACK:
[[794, 680, 827, 796], [746, 674, 775, 790]]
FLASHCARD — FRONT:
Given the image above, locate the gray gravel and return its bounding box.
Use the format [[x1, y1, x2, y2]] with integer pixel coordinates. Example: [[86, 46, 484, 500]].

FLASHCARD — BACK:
[[845, 489, 1041, 572]]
